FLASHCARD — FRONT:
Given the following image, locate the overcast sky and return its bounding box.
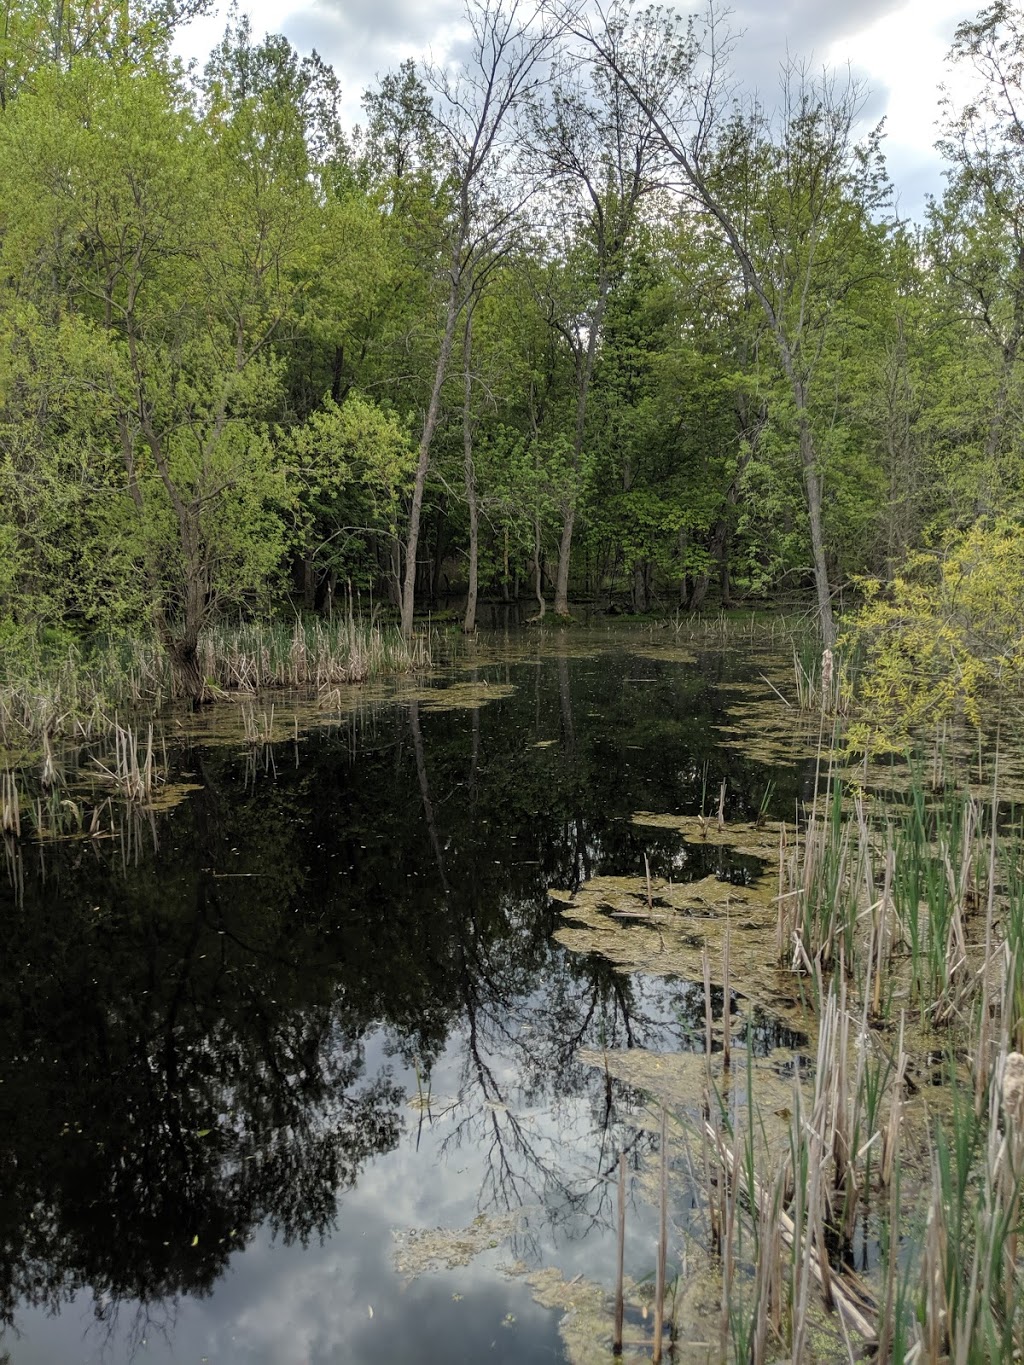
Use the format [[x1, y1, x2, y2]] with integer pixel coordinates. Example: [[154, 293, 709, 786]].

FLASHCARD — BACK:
[[173, 0, 981, 221]]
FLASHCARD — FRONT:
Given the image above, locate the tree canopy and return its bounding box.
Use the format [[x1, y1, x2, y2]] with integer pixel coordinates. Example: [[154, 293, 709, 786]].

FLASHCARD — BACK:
[[2, 0, 1024, 698]]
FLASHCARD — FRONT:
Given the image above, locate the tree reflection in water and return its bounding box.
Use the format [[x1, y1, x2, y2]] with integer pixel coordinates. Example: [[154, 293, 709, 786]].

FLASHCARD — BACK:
[[0, 641, 808, 1346]]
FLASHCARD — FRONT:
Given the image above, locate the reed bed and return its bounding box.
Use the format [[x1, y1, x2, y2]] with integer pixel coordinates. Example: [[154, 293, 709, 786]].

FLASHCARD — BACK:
[[777, 769, 1024, 1358], [619, 747, 1024, 1363], [0, 618, 431, 746]]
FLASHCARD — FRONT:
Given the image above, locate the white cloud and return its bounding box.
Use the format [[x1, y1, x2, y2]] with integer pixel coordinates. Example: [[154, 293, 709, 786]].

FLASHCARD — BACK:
[[172, 0, 984, 216], [825, 0, 978, 214]]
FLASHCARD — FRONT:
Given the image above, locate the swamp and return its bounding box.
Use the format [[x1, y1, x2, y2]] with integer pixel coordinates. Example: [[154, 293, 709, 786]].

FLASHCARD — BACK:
[[2, 620, 1023, 1364], [9, 0, 1024, 1356]]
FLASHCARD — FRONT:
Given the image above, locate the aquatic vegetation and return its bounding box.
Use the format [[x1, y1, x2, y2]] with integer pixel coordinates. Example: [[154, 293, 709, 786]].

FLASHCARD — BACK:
[[0, 771, 20, 836], [392, 1212, 524, 1278], [0, 618, 431, 746], [91, 724, 162, 803], [554, 754, 1024, 1363]]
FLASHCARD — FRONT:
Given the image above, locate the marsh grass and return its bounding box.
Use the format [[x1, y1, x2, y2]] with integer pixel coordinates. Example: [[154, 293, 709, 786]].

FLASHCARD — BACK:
[[793, 640, 850, 715], [92, 724, 161, 803], [582, 721, 1024, 1361], [1, 770, 21, 835], [758, 750, 1024, 1360], [0, 618, 431, 746]]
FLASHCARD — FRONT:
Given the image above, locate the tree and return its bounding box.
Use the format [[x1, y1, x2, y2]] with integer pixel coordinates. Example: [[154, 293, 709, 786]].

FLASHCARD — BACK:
[[562, 1, 891, 644], [397, 0, 556, 639], [288, 393, 415, 608], [926, 2, 1024, 519], [529, 40, 665, 616], [0, 33, 330, 698], [0, 0, 210, 110], [845, 519, 1024, 749]]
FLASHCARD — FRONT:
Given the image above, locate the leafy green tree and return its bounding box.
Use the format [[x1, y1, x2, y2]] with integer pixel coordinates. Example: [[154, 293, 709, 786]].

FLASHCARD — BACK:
[[569, 2, 893, 642], [0, 38, 324, 697], [288, 394, 415, 606], [845, 519, 1024, 749]]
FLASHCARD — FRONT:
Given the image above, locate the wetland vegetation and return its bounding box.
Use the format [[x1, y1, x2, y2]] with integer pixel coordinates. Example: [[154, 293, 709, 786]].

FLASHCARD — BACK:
[[9, 0, 1024, 1359], [1, 624, 1024, 1364]]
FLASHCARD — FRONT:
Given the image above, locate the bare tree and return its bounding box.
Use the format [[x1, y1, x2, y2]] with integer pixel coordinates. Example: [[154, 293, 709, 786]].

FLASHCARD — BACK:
[[528, 43, 666, 617], [399, 0, 558, 639]]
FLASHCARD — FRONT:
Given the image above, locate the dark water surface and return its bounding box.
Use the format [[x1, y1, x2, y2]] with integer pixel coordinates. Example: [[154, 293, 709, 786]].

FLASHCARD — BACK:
[[0, 630, 812, 1364]]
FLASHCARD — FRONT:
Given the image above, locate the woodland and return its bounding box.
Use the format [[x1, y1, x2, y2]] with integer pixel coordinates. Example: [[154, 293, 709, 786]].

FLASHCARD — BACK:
[[2, 0, 1024, 701]]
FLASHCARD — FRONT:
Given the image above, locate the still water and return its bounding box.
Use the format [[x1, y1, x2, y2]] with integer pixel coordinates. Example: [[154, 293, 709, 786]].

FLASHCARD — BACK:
[[0, 630, 813, 1364]]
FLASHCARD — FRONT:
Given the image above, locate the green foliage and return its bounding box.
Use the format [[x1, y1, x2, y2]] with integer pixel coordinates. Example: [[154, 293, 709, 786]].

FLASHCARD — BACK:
[[5, 0, 1024, 701], [844, 519, 1024, 749], [290, 393, 415, 587]]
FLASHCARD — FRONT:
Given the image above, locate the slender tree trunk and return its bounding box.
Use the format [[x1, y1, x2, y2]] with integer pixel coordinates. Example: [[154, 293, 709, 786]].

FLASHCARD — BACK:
[[302, 549, 317, 612], [463, 308, 479, 634], [386, 534, 402, 609], [554, 279, 609, 618], [401, 278, 461, 639], [553, 505, 575, 617], [533, 516, 546, 620], [798, 415, 836, 647], [501, 527, 510, 602]]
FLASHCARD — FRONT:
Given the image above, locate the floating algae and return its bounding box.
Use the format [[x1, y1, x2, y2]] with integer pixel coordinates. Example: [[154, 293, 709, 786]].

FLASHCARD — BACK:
[[392, 1211, 524, 1279], [401, 681, 517, 711], [551, 837, 812, 1039], [631, 812, 784, 857], [715, 697, 826, 764], [147, 780, 205, 813], [503, 1262, 689, 1365]]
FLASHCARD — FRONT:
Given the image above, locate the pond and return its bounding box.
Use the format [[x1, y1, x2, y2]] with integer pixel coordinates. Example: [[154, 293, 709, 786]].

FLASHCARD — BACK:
[[0, 627, 818, 1365]]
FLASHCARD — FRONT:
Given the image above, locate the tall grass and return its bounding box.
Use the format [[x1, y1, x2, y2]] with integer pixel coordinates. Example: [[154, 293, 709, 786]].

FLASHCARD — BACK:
[[0, 618, 431, 745], [782, 754, 1024, 1358]]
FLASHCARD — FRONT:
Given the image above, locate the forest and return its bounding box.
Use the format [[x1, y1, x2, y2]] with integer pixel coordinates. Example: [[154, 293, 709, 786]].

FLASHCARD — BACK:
[[1, 0, 1023, 703]]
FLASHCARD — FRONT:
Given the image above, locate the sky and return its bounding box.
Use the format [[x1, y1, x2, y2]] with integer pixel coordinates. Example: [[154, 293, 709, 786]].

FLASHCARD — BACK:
[[172, 0, 982, 221]]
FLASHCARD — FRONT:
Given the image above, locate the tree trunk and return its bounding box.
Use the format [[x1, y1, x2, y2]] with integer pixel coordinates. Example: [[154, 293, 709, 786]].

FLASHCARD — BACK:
[[554, 504, 575, 617], [162, 511, 211, 706], [387, 534, 402, 609], [463, 308, 479, 634], [533, 516, 546, 620], [169, 638, 206, 707], [798, 415, 836, 647], [554, 275, 609, 618], [689, 570, 710, 612], [401, 277, 461, 639], [302, 549, 317, 612]]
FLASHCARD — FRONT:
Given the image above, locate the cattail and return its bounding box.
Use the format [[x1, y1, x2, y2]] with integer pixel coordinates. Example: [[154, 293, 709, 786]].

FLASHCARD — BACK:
[[821, 648, 834, 709], [1003, 1051, 1024, 1131]]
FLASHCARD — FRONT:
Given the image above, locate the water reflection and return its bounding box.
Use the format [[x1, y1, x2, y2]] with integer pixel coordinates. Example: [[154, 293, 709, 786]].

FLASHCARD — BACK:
[[0, 636, 810, 1361]]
